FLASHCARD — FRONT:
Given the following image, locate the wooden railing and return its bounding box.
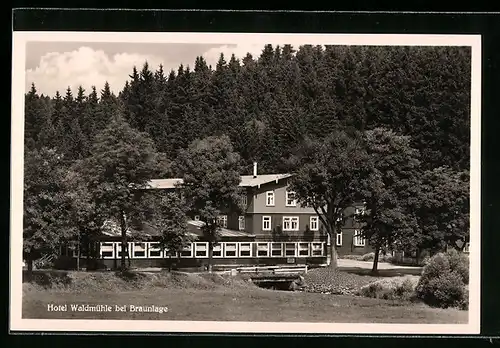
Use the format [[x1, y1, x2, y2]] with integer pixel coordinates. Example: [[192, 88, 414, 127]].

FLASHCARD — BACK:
[[34, 253, 55, 269], [235, 265, 308, 275]]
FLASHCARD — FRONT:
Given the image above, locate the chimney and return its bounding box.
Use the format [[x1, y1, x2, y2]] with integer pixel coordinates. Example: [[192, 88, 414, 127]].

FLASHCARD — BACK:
[[253, 161, 258, 178]]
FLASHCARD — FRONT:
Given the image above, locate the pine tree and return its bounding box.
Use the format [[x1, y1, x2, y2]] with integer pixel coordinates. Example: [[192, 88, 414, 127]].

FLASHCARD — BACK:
[[24, 83, 43, 149], [81, 86, 100, 144], [94, 81, 117, 133], [60, 86, 87, 161]]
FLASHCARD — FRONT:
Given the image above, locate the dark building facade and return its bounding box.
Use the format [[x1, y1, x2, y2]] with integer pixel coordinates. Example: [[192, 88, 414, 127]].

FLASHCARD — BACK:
[[54, 164, 373, 270]]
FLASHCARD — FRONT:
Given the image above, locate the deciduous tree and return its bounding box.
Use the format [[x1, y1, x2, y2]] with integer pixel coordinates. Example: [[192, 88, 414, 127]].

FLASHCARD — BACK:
[[358, 128, 422, 273], [288, 130, 372, 269], [152, 192, 193, 271], [416, 167, 470, 254], [175, 135, 242, 272], [77, 111, 166, 271], [23, 147, 76, 273]]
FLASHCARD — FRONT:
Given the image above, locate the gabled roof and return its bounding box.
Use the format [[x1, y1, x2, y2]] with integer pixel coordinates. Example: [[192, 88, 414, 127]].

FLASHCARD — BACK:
[[146, 178, 183, 189], [239, 174, 292, 187], [146, 174, 292, 190], [99, 219, 254, 239], [187, 220, 255, 238]]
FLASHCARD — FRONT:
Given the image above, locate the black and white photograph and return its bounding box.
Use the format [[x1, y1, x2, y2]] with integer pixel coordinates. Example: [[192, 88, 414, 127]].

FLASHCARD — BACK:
[[10, 31, 481, 334]]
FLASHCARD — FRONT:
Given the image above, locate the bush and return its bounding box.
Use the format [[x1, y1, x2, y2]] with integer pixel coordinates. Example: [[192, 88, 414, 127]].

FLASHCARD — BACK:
[[357, 276, 418, 301], [341, 254, 364, 261], [447, 249, 469, 284], [362, 252, 375, 262], [379, 253, 393, 263], [415, 249, 469, 309]]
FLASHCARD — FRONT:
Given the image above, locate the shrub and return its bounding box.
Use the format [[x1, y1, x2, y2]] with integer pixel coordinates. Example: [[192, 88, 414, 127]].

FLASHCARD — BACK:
[[421, 256, 431, 266], [446, 248, 469, 284], [362, 252, 375, 262], [341, 254, 364, 261], [415, 249, 469, 309], [357, 276, 418, 301], [379, 253, 393, 263]]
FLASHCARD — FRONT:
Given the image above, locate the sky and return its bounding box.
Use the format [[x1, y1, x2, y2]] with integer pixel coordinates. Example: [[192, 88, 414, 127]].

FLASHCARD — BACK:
[[25, 42, 266, 97]]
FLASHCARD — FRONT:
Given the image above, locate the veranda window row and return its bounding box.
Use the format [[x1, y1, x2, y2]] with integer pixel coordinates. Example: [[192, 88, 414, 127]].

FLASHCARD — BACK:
[[67, 241, 326, 259]]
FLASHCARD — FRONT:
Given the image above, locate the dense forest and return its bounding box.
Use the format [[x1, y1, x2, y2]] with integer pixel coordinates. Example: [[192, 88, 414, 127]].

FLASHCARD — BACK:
[[23, 44, 471, 271], [25, 44, 471, 174]]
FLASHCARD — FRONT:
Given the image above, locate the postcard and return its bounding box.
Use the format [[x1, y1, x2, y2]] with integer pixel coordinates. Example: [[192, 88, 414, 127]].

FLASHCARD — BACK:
[[11, 30, 481, 334]]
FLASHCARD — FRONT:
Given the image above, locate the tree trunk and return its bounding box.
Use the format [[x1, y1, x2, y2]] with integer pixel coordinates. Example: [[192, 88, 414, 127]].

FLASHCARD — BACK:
[[76, 231, 81, 271], [127, 243, 131, 268], [86, 239, 92, 271], [371, 246, 380, 274], [328, 235, 338, 269], [415, 248, 421, 266], [208, 243, 213, 273], [119, 213, 127, 272], [76, 240, 80, 272], [26, 253, 33, 279]]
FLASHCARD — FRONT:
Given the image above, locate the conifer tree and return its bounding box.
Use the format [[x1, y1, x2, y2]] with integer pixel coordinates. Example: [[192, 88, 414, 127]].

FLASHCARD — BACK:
[[24, 83, 43, 149]]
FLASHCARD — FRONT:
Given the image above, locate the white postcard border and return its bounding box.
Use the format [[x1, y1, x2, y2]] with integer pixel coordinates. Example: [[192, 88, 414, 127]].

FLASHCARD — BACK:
[[11, 31, 482, 334]]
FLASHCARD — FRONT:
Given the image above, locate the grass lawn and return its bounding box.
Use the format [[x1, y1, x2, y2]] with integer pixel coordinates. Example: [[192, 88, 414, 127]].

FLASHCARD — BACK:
[[23, 285, 467, 323]]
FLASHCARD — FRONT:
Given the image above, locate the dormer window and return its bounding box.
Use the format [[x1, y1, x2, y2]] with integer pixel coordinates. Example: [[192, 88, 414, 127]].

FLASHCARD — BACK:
[[355, 207, 365, 221], [355, 207, 365, 215], [217, 215, 227, 228], [285, 190, 297, 207]]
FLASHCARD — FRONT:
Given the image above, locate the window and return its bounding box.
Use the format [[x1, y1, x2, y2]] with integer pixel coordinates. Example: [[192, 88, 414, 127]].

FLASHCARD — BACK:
[[217, 215, 228, 228], [180, 244, 193, 258], [238, 216, 245, 231], [266, 191, 275, 206], [116, 242, 132, 258], [285, 191, 297, 207], [355, 207, 365, 221], [69, 244, 78, 258], [336, 232, 343, 246], [464, 242, 470, 253], [283, 217, 299, 231], [224, 243, 237, 257], [311, 243, 323, 256], [164, 248, 177, 258], [79, 245, 88, 258], [285, 243, 296, 257], [271, 243, 283, 257], [298, 243, 309, 257], [194, 215, 200, 221], [194, 242, 208, 257], [240, 193, 247, 207], [148, 242, 163, 258], [133, 242, 146, 258], [239, 243, 252, 257], [257, 243, 269, 257], [213, 244, 223, 258], [353, 231, 366, 247], [336, 213, 343, 222], [355, 207, 365, 215], [262, 216, 272, 231], [310, 216, 319, 231], [100, 242, 115, 259]]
